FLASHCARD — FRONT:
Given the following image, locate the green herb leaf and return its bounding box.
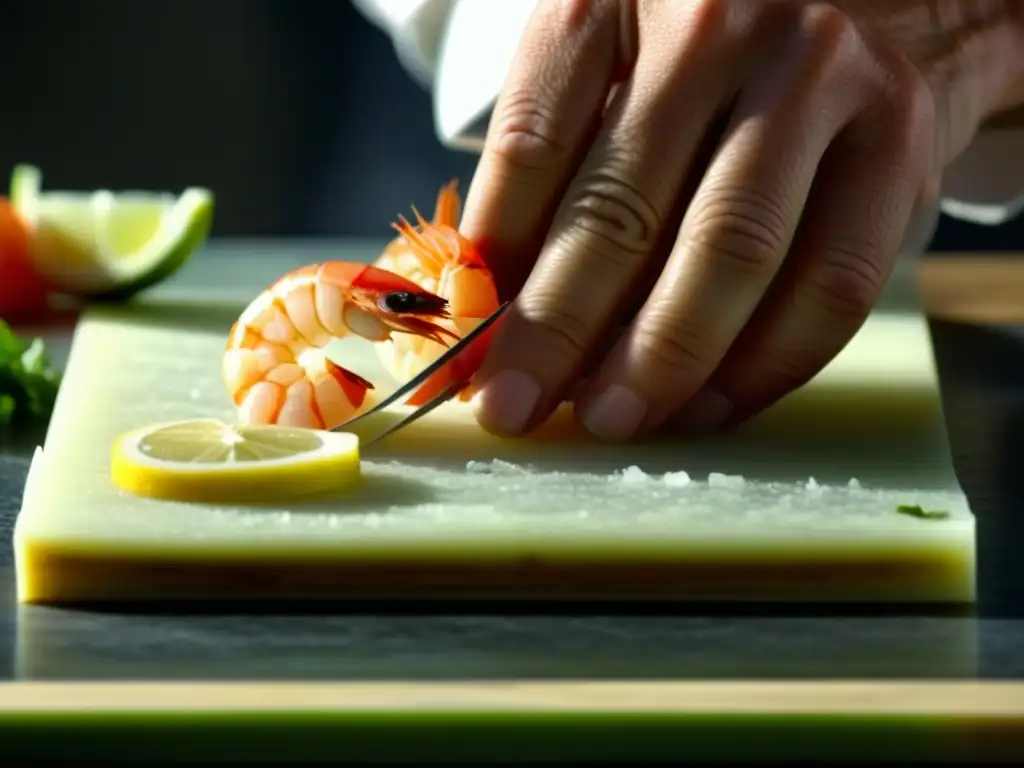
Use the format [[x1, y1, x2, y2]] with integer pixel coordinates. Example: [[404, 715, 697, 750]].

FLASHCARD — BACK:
[[896, 503, 950, 521], [0, 320, 62, 428]]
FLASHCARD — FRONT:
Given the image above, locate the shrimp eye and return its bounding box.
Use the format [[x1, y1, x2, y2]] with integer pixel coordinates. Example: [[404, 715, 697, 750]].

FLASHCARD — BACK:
[[381, 291, 418, 312], [378, 290, 450, 316]]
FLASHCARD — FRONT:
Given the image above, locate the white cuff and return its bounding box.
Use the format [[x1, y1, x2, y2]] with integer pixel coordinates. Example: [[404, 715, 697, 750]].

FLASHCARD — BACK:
[[354, 0, 533, 148], [433, 1, 534, 148], [940, 126, 1024, 226]]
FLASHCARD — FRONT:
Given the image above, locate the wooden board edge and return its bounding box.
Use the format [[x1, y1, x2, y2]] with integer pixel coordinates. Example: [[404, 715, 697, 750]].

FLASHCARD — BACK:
[[0, 681, 1022, 715], [918, 257, 1024, 323]]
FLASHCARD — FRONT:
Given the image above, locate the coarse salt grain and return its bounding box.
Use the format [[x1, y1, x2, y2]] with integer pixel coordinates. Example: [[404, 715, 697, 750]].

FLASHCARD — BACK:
[[663, 470, 691, 487]]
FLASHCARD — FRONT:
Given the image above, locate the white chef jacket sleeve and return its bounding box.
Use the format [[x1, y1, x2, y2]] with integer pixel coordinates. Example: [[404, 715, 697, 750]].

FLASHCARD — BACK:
[[352, 0, 533, 149], [350, 0, 456, 88], [355, 0, 1024, 227]]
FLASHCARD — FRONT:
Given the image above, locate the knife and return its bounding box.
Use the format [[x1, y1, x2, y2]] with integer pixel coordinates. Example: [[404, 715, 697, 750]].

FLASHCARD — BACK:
[[333, 301, 510, 444]]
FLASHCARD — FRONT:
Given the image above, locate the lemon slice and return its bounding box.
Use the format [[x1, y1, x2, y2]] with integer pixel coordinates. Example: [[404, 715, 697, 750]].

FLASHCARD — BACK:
[[111, 418, 361, 503], [10, 164, 214, 300]]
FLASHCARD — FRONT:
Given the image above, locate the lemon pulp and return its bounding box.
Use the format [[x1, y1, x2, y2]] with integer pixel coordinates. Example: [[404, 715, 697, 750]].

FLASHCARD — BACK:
[[111, 418, 361, 503]]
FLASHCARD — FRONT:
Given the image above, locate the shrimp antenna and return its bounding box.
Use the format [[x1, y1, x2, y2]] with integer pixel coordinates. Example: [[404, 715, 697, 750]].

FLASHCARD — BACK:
[[411, 205, 430, 230], [392, 214, 445, 269], [391, 215, 429, 249]]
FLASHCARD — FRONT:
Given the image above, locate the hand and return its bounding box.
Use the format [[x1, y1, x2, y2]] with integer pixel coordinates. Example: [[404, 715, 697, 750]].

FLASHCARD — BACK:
[[462, 0, 1024, 440]]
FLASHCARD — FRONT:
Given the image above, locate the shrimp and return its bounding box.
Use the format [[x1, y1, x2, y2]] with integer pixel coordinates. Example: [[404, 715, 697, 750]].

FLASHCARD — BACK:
[[373, 180, 501, 406], [223, 261, 460, 430]]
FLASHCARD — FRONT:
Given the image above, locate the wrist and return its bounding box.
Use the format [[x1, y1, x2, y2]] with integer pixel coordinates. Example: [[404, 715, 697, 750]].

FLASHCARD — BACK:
[[982, 4, 1024, 124], [854, 1, 1024, 151]]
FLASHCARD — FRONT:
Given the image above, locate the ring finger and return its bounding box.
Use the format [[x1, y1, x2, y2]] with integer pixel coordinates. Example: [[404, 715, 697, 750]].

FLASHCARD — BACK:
[[694, 79, 932, 424], [575, 13, 871, 440]]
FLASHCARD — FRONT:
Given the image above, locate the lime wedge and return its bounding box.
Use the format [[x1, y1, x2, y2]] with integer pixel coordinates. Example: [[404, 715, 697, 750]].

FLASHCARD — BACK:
[[9, 164, 214, 300], [111, 418, 362, 503]]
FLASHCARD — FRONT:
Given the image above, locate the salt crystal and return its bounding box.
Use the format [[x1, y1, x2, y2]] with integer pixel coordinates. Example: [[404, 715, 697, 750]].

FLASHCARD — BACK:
[[365, 513, 382, 529], [189, 388, 201, 400], [466, 460, 492, 474], [708, 472, 745, 488], [805, 477, 820, 491], [847, 478, 862, 490], [662, 470, 691, 487], [619, 465, 649, 483]]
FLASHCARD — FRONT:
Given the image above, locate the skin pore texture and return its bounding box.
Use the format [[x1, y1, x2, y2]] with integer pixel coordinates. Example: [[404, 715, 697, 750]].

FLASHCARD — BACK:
[[457, 0, 1024, 443]]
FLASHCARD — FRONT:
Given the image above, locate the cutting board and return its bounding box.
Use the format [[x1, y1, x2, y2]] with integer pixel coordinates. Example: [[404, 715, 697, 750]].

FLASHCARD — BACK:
[[13, 298, 974, 604]]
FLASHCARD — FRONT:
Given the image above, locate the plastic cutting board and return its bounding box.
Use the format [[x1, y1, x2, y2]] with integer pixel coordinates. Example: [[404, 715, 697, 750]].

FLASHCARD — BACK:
[[13, 299, 974, 604]]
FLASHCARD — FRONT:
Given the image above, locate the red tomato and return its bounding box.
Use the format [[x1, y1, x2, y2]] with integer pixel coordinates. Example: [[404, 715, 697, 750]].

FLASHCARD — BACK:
[[0, 197, 50, 320]]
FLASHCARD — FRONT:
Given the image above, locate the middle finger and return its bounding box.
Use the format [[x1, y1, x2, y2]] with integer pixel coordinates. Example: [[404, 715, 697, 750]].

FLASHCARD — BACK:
[[472, 6, 744, 437]]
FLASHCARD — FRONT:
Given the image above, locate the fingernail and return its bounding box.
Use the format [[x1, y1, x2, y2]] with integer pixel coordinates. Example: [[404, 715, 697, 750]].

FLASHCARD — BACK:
[[674, 389, 733, 434], [580, 385, 647, 442], [473, 369, 541, 434]]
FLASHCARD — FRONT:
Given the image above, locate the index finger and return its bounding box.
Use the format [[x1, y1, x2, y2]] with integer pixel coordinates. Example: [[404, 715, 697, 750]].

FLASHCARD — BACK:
[[459, 0, 625, 297]]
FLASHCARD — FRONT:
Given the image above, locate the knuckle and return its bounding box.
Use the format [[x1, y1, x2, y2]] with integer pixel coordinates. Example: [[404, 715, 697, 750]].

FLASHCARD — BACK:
[[760, 347, 823, 394], [881, 60, 935, 157], [537, 0, 617, 34], [563, 168, 662, 256], [660, 0, 750, 65], [801, 3, 860, 54], [687, 187, 790, 277], [490, 90, 573, 174], [684, 0, 735, 44], [786, 3, 863, 86], [809, 242, 887, 319], [516, 296, 593, 360], [632, 310, 719, 378]]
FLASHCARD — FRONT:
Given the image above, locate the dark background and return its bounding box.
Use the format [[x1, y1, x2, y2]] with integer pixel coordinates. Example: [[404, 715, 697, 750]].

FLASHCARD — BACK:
[[0, 0, 1019, 250]]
